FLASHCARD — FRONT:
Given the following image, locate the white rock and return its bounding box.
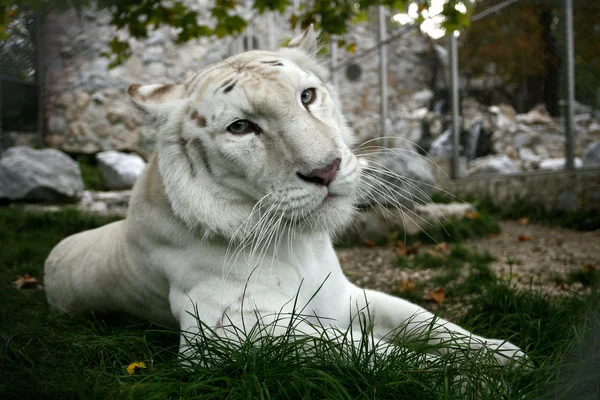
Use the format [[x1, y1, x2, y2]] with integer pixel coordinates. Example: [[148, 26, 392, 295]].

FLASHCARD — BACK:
[[0, 146, 84, 202], [519, 148, 541, 162], [96, 150, 146, 190], [467, 154, 520, 176], [429, 130, 453, 158], [146, 62, 166, 77], [516, 104, 554, 125], [588, 122, 600, 135], [575, 113, 592, 125], [582, 142, 600, 167], [512, 131, 538, 149], [146, 30, 166, 46], [410, 107, 429, 120], [574, 101, 593, 115], [93, 190, 132, 206], [415, 202, 476, 223], [80, 190, 94, 206], [356, 150, 436, 208], [539, 157, 583, 171], [48, 116, 67, 133], [143, 46, 164, 63], [89, 201, 108, 212], [410, 89, 434, 104]]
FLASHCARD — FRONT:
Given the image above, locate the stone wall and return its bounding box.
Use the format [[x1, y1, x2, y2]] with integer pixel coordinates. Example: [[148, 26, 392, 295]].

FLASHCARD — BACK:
[[446, 167, 600, 212], [334, 24, 439, 144], [42, 3, 233, 156], [40, 5, 433, 156]]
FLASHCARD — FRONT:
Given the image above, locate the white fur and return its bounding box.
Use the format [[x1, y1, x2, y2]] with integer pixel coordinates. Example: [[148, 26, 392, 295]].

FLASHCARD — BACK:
[[44, 26, 524, 365]]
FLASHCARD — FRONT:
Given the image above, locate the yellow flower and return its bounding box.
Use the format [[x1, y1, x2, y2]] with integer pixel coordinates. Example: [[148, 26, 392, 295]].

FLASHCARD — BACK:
[[126, 361, 146, 375]]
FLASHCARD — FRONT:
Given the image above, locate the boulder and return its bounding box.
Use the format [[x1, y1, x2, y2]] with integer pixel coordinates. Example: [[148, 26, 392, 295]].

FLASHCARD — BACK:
[[429, 129, 453, 158], [582, 141, 600, 167], [0, 146, 84, 203], [517, 148, 541, 171], [415, 202, 477, 224], [467, 154, 520, 176], [410, 89, 434, 105], [96, 150, 146, 190], [346, 202, 477, 241], [516, 104, 554, 125], [539, 157, 583, 171], [356, 150, 436, 208], [519, 148, 541, 163]]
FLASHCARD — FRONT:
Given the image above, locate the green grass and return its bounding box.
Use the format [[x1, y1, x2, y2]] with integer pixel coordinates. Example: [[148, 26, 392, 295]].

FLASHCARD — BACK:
[[392, 244, 600, 398], [1, 208, 599, 399], [568, 268, 600, 288], [416, 208, 500, 245], [337, 206, 500, 248], [395, 245, 497, 295], [431, 193, 600, 232], [75, 155, 105, 191], [476, 198, 600, 232]]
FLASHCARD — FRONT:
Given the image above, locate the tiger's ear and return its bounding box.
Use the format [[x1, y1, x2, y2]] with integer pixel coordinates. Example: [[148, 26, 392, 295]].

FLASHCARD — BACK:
[[287, 24, 318, 58], [127, 83, 186, 116]]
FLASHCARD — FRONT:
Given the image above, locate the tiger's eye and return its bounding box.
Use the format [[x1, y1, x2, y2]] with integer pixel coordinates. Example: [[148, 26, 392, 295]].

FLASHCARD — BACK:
[[227, 120, 252, 134], [301, 88, 316, 106]]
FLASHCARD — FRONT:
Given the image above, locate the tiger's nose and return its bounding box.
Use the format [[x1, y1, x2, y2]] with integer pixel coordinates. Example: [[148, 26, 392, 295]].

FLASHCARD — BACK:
[[297, 158, 341, 186]]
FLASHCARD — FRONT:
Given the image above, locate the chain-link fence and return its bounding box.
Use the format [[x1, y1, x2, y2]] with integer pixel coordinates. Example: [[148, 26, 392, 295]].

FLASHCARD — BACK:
[[0, 9, 42, 150], [326, 0, 600, 178]]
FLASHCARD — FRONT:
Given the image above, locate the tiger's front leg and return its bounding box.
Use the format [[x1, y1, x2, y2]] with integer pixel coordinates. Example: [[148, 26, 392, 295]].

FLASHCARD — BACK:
[[169, 284, 408, 364], [348, 285, 525, 365]]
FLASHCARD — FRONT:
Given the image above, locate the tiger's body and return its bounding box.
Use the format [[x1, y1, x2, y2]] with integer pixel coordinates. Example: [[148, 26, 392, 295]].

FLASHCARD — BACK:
[[44, 26, 523, 364]]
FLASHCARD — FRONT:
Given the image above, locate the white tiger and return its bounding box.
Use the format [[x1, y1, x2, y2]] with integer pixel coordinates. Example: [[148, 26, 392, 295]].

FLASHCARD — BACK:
[[44, 26, 523, 365]]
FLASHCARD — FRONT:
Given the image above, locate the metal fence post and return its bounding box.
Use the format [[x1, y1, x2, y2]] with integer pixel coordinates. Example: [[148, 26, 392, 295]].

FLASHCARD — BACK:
[[246, 22, 254, 51], [0, 80, 3, 145], [563, 0, 575, 170], [36, 13, 44, 147], [267, 13, 275, 50], [330, 38, 338, 89], [378, 6, 388, 148], [293, 0, 300, 35], [450, 32, 460, 179]]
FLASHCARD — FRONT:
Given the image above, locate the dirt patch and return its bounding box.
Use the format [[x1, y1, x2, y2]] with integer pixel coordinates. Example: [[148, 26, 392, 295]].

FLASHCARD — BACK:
[[464, 221, 600, 295], [338, 220, 600, 305]]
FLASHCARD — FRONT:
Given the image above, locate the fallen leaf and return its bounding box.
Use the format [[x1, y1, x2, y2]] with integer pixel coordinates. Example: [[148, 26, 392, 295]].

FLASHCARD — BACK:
[[464, 211, 480, 220], [406, 247, 419, 256], [517, 217, 530, 225], [394, 242, 420, 256], [394, 244, 407, 255], [13, 274, 41, 290], [395, 247, 407, 256], [435, 242, 450, 252], [423, 248, 446, 260], [518, 235, 532, 242], [397, 280, 417, 293], [338, 256, 347, 263], [488, 233, 500, 239], [364, 239, 376, 248], [425, 287, 445, 304], [406, 242, 420, 256]]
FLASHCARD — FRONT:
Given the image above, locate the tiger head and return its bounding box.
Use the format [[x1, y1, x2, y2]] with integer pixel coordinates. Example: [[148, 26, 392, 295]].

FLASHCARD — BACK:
[[128, 26, 360, 240]]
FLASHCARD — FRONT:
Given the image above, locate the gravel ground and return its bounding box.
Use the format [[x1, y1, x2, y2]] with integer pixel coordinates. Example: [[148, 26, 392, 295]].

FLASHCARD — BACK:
[[338, 220, 600, 314]]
